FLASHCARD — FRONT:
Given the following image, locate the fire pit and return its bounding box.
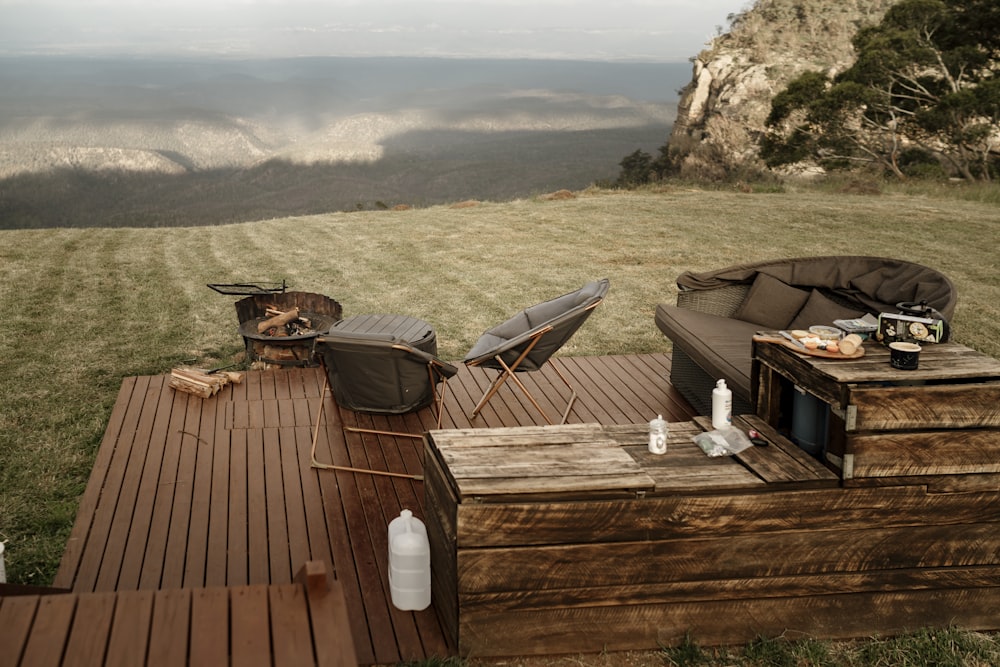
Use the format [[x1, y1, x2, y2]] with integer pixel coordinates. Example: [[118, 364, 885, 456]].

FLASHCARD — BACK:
[[235, 291, 342, 367]]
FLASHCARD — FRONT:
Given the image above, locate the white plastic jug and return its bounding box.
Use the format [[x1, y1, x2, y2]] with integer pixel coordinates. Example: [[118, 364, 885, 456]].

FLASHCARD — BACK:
[[388, 509, 431, 611]]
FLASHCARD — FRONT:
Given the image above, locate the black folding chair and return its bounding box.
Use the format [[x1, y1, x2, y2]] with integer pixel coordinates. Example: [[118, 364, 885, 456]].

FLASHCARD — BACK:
[[313, 331, 457, 438]]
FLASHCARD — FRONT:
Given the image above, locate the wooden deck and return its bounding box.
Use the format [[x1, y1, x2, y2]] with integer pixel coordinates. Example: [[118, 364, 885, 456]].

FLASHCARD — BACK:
[[2, 562, 357, 666], [52, 353, 695, 664]]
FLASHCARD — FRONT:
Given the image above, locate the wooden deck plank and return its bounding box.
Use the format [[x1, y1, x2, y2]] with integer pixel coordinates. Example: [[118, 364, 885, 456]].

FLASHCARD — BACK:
[[182, 386, 218, 588], [160, 393, 202, 589], [313, 400, 378, 665], [137, 389, 189, 590], [148, 588, 192, 666], [269, 584, 316, 667], [189, 586, 230, 664], [281, 425, 313, 582], [62, 592, 116, 667], [19, 595, 76, 665], [0, 595, 39, 660], [231, 585, 272, 667], [3, 565, 357, 666], [295, 424, 336, 582], [116, 380, 175, 591], [70, 375, 153, 592], [104, 588, 154, 667], [263, 427, 293, 584], [227, 428, 250, 586], [55, 353, 695, 664], [205, 395, 233, 587], [246, 428, 270, 585]]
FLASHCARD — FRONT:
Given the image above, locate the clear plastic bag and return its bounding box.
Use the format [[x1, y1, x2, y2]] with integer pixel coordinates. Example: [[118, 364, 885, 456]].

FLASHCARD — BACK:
[[693, 428, 753, 457]]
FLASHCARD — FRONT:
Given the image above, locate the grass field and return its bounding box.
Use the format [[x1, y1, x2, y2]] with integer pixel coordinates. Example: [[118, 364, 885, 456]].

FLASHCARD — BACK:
[[1, 183, 998, 663]]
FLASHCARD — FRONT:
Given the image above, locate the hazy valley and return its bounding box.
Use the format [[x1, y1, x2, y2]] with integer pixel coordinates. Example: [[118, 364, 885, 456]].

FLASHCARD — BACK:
[[0, 57, 689, 227]]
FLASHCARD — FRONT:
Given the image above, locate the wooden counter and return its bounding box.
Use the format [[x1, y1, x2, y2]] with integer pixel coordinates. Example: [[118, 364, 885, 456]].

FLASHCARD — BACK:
[[432, 417, 1000, 656], [751, 338, 1000, 483], [424, 419, 1000, 656]]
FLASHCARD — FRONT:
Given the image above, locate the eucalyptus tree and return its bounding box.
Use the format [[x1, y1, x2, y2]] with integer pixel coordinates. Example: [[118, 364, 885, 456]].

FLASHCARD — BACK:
[[761, 0, 1000, 180]]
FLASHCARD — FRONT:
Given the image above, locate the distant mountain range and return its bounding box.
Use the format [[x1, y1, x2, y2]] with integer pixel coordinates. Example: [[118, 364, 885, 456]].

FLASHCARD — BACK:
[[0, 57, 689, 227]]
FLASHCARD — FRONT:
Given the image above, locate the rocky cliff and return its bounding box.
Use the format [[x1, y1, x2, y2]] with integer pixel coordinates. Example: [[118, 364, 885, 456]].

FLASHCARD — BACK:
[[667, 0, 899, 179]]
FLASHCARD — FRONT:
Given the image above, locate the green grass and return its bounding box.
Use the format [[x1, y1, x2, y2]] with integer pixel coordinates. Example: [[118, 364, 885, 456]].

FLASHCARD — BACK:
[[1, 184, 998, 661]]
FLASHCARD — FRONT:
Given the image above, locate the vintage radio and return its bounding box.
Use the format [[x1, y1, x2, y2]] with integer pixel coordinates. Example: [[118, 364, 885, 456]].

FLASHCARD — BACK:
[[876, 312, 948, 344]]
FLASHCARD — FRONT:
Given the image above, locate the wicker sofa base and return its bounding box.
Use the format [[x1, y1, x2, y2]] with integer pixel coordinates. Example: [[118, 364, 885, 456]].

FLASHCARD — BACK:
[[670, 347, 753, 417]]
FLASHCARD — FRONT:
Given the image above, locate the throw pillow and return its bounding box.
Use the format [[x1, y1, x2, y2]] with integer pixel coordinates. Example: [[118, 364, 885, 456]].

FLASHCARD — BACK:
[[788, 289, 867, 330], [733, 273, 811, 329]]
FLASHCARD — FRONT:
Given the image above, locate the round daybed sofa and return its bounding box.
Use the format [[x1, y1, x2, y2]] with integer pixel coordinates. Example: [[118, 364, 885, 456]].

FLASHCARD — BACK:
[[655, 255, 958, 417]]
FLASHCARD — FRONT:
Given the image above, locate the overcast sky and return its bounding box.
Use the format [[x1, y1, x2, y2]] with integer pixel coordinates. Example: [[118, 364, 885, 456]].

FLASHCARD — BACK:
[[0, 0, 751, 62]]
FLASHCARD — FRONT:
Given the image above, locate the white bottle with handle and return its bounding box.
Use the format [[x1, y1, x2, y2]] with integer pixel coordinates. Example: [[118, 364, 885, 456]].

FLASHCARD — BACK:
[[388, 509, 431, 610]]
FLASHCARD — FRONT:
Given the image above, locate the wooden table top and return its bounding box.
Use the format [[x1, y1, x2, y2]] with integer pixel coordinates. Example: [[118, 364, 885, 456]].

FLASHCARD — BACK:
[[426, 418, 837, 503], [753, 337, 1000, 386]]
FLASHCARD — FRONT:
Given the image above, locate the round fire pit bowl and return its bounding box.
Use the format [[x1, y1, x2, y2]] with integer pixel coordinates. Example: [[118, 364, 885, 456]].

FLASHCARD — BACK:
[[235, 291, 343, 368]]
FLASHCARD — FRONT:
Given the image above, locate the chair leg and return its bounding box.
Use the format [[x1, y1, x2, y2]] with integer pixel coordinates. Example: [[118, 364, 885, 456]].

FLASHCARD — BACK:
[[471, 356, 578, 426], [470, 339, 539, 420], [548, 359, 578, 425], [469, 368, 513, 420], [309, 373, 422, 478]]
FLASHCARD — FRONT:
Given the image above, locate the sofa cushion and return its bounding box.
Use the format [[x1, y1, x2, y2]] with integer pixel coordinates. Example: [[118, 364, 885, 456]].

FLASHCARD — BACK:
[[733, 273, 811, 329], [655, 303, 760, 401], [787, 289, 867, 331]]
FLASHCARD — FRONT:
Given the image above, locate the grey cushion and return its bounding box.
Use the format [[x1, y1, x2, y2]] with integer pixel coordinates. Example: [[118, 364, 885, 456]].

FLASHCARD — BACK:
[[733, 273, 811, 329], [655, 303, 759, 401], [787, 289, 866, 331]]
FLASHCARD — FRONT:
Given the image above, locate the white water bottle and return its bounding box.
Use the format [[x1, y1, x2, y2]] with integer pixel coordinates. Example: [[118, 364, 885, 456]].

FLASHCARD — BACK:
[[388, 509, 431, 611], [712, 379, 732, 429]]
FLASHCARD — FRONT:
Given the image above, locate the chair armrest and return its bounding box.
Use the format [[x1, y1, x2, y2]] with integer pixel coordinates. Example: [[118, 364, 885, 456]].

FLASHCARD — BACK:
[[393, 343, 459, 378]]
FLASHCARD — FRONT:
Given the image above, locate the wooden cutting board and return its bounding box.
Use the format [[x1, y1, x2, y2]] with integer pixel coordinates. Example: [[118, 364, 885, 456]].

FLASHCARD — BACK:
[[753, 334, 865, 359]]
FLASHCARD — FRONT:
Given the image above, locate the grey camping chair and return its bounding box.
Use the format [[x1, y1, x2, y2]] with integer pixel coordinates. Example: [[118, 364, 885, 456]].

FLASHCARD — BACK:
[[313, 330, 458, 438], [463, 278, 610, 425]]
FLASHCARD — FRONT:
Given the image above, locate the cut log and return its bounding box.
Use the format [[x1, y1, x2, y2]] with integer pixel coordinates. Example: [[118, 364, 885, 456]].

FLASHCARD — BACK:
[[169, 367, 242, 398], [257, 307, 299, 334], [265, 306, 312, 329]]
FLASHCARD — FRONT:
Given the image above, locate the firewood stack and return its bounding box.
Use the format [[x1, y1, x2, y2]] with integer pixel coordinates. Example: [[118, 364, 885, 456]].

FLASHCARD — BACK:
[[169, 367, 245, 398]]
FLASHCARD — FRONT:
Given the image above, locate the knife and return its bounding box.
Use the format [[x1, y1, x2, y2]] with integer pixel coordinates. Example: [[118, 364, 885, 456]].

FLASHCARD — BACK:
[[779, 330, 807, 349]]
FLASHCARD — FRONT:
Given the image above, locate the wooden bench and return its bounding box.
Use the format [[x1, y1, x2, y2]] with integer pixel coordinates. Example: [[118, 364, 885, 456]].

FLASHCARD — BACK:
[[423, 419, 1000, 656], [0, 561, 357, 666]]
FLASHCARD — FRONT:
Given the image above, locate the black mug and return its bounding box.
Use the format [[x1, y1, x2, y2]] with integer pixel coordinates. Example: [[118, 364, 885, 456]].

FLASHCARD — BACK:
[[889, 341, 921, 370]]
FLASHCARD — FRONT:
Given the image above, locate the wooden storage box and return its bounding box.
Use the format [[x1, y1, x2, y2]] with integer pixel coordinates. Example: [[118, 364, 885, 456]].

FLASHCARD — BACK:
[[421, 421, 1000, 657], [752, 339, 1000, 483]]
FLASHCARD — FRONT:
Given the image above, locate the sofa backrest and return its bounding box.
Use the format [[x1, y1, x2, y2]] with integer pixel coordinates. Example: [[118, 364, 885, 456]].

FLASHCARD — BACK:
[[676, 256, 957, 321]]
